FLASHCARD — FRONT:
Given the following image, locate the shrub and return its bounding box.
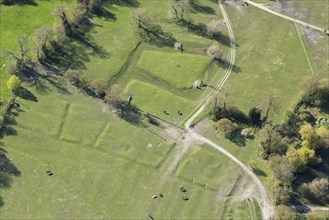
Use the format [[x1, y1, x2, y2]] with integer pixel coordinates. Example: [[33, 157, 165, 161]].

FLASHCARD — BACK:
[[206, 44, 223, 60]]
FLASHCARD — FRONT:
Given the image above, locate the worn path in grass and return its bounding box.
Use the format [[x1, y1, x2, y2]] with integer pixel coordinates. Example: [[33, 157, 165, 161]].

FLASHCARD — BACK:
[[182, 1, 274, 219], [184, 0, 236, 130], [245, 0, 327, 33]]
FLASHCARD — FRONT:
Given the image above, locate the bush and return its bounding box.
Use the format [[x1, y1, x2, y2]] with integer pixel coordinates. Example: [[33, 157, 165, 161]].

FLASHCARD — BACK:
[[64, 69, 80, 85], [307, 178, 329, 202], [90, 79, 107, 97], [274, 205, 298, 220], [249, 107, 261, 126], [217, 118, 239, 137], [206, 44, 223, 60]]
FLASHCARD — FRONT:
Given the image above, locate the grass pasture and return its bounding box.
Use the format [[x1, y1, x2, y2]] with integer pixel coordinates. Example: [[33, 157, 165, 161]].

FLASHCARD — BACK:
[[124, 80, 195, 123], [225, 5, 315, 122], [138, 50, 211, 88], [0, 80, 261, 219]]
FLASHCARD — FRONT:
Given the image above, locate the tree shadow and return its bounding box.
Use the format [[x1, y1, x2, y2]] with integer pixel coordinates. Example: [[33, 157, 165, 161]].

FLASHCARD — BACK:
[[0, 153, 21, 208], [191, 1, 216, 14], [2, 0, 37, 6], [14, 86, 37, 102], [138, 25, 176, 48], [106, 0, 140, 8], [216, 59, 241, 73], [72, 31, 109, 58], [177, 20, 238, 48], [0, 196, 3, 208], [227, 132, 246, 147], [0, 109, 18, 138], [96, 8, 117, 21], [253, 167, 267, 177], [19, 66, 70, 95], [45, 40, 89, 71], [114, 102, 143, 125]]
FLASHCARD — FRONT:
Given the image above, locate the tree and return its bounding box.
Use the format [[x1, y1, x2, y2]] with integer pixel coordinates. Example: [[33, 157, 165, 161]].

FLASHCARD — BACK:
[[53, 22, 67, 45], [299, 75, 319, 102], [259, 90, 280, 123], [174, 42, 183, 52], [6, 37, 30, 70], [7, 75, 21, 92], [316, 126, 329, 148], [131, 8, 152, 29], [170, 0, 190, 20], [64, 69, 80, 86], [77, 0, 103, 14], [274, 205, 298, 220], [213, 85, 230, 115], [104, 84, 121, 105], [72, 2, 88, 27], [90, 79, 107, 97], [307, 178, 329, 202], [206, 19, 220, 36], [286, 146, 315, 173], [52, 5, 72, 37], [31, 25, 52, 61], [5, 63, 17, 76], [268, 155, 295, 185], [249, 107, 261, 126], [217, 118, 238, 137], [274, 181, 293, 205], [206, 44, 224, 61], [258, 124, 285, 159], [299, 123, 319, 150]]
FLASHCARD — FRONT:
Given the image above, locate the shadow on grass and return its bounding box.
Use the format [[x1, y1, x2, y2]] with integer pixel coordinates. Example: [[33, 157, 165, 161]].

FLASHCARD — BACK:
[[2, 0, 37, 6], [106, 0, 140, 8], [45, 32, 109, 73], [191, 1, 216, 14], [216, 59, 241, 73], [226, 132, 246, 147], [15, 86, 37, 102], [177, 19, 238, 48], [0, 110, 18, 138], [96, 8, 117, 21], [115, 102, 143, 125], [0, 154, 21, 208], [253, 167, 267, 177], [19, 65, 70, 95], [138, 25, 176, 48]]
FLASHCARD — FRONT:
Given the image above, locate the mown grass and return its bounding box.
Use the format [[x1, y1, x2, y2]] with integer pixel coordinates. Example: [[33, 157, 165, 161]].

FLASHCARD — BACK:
[[137, 50, 210, 89]]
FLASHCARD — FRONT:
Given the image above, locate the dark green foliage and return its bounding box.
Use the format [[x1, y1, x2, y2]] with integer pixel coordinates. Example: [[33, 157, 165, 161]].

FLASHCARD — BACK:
[[249, 107, 261, 127], [279, 111, 303, 137]]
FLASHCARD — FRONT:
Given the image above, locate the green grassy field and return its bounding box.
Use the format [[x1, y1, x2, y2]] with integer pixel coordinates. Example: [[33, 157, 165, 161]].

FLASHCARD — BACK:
[[0, 0, 74, 98], [225, 5, 314, 122], [124, 80, 195, 123], [138, 50, 210, 89], [0, 79, 261, 219]]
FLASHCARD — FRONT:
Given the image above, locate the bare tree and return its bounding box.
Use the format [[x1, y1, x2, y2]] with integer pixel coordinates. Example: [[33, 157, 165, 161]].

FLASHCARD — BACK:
[[52, 5, 72, 36], [104, 84, 121, 105], [31, 25, 52, 62], [259, 90, 280, 123], [206, 19, 220, 36], [6, 37, 30, 70], [170, 0, 190, 20], [72, 2, 88, 27], [207, 44, 224, 61], [131, 8, 152, 29]]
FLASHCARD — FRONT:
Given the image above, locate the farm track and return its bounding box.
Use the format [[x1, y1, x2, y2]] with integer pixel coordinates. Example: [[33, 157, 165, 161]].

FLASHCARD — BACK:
[[245, 0, 327, 33], [181, 1, 275, 219]]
